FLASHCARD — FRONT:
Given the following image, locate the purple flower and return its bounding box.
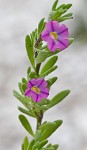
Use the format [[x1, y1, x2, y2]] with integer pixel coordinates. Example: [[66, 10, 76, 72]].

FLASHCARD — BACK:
[[41, 20, 69, 52], [25, 78, 49, 102]]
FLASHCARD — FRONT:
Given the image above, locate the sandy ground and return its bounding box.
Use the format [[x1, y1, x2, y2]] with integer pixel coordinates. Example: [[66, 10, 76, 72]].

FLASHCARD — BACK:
[[0, 0, 87, 150]]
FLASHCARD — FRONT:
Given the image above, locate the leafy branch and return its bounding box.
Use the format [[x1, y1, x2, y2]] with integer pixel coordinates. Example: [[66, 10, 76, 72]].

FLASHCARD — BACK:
[[13, 0, 74, 150]]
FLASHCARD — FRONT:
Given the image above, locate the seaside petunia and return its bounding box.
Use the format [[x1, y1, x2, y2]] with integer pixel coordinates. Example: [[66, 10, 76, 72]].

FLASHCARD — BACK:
[[25, 78, 49, 102], [41, 20, 69, 52]]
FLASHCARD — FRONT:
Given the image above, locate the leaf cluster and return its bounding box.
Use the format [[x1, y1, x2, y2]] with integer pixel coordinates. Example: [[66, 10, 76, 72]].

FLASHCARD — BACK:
[[13, 0, 73, 149], [22, 136, 59, 150], [49, 0, 73, 22], [19, 115, 61, 150], [13, 89, 70, 118]]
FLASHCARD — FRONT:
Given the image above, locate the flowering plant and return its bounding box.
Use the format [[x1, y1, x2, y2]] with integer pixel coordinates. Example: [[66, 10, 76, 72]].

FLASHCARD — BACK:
[[13, 0, 73, 149]]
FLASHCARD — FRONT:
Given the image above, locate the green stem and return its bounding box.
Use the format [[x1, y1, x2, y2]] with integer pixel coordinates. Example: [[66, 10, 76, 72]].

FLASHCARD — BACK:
[[35, 35, 41, 76], [34, 35, 43, 130], [36, 110, 43, 130], [35, 63, 41, 76]]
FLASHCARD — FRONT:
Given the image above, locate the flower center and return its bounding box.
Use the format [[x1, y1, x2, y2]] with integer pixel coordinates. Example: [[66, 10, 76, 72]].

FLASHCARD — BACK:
[[31, 86, 40, 94], [50, 32, 58, 40]]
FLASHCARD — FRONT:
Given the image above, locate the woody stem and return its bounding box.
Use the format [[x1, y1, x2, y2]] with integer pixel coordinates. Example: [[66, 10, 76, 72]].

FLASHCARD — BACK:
[[36, 110, 43, 130], [34, 36, 43, 129], [35, 36, 41, 76]]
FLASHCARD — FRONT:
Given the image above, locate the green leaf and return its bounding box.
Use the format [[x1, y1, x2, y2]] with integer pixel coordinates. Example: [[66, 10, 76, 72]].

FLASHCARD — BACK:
[[29, 72, 36, 79], [28, 140, 35, 150], [57, 16, 73, 22], [32, 141, 40, 150], [18, 82, 24, 95], [36, 51, 48, 64], [21, 143, 24, 150], [40, 56, 58, 75], [27, 67, 31, 74], [13, 90, 23, 102], [22, 83, 27, 92], [52, 0, 59, 11], [13, 90, 32, 110], [46, 143, 52, 148], [40, 105, 49, 110], [64, 4, 72, 9], [22, 78, 27, 84], [47, 147, 54, 150], [18, 106, 36, 118], [34, 103, 48, 112], [38, 18, 45, 36], [25, 35, 35, 69], [39, 140, 48, 149], [69, 38, 74, 45], [30, 29, 37, 45], [47, 77, 58, 88], [62, 13, 73, 18], [51, 3, 72, 21], [38, 99, 50, 105], [34, 130, 42, 141], [27, 67, 31, 80], [47, 90, 70, 109], [48, 10, 60, 20], [39, 120, 63, 141], [24, 136, 29, 150], [48, 11, 57, 21], [19, 114, 34, 136], [36, 50, 60, 64], [51, 9, 68, 20], [41, 121, 47, 125], [53, 144, 59, 150], [57, 4, 72, 11], [21, 136, 29, 150], [57, 4, 65, 10], [40, 66, 58, 78]]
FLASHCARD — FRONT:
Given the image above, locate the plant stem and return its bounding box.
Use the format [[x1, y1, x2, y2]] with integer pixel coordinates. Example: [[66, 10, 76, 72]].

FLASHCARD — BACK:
[[34, 35, 43, 130], [35, 63, 41, 76], [35, 36, 42, 76], [35, 36, 41, 48], [36, 110, 43, 130]]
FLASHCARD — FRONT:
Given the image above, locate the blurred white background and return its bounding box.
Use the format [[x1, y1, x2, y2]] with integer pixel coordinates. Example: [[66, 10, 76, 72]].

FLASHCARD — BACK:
[[0, 0, 87, 150]]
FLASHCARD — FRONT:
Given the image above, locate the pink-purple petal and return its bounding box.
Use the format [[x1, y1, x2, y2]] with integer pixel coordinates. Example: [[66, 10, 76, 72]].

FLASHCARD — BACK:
[[47, 38, 56, 52], [40, 92, 49, 99], [29, 78, 36, 86], [41, 21, 69, 52], [51, 21, 59, 32], [46, 21, 59, 32], [36, 95, 42, 102], [39, 80, 48, 88], [36, 78, 48, 88], [25, 78, 49, 102], [25, 89, 31, 96], [40, 87, 49, 95], [27, 90, 38, 102], [27, 81, 33, 88], [41, 30, 50, 42], [57, 38, 69, 50], [36, 78, 44, 87], [46, 21, 53, 32], [58, 24, 69, 37]]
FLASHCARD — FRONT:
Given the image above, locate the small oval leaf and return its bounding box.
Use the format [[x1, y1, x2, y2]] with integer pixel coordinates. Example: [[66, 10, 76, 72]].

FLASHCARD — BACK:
[[40, 66, 58, 78], [40, 56, 58, 75], [19, 114, 34, 137], [52, 0, 59, 11], [47, 90, 70, 109], [25, 35, 35, 69], [38, 18, 45, 35]]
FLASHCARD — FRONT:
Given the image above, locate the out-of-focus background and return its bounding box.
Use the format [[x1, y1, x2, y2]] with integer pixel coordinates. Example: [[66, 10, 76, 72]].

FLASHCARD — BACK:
[[0, 0, 87, 150]]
